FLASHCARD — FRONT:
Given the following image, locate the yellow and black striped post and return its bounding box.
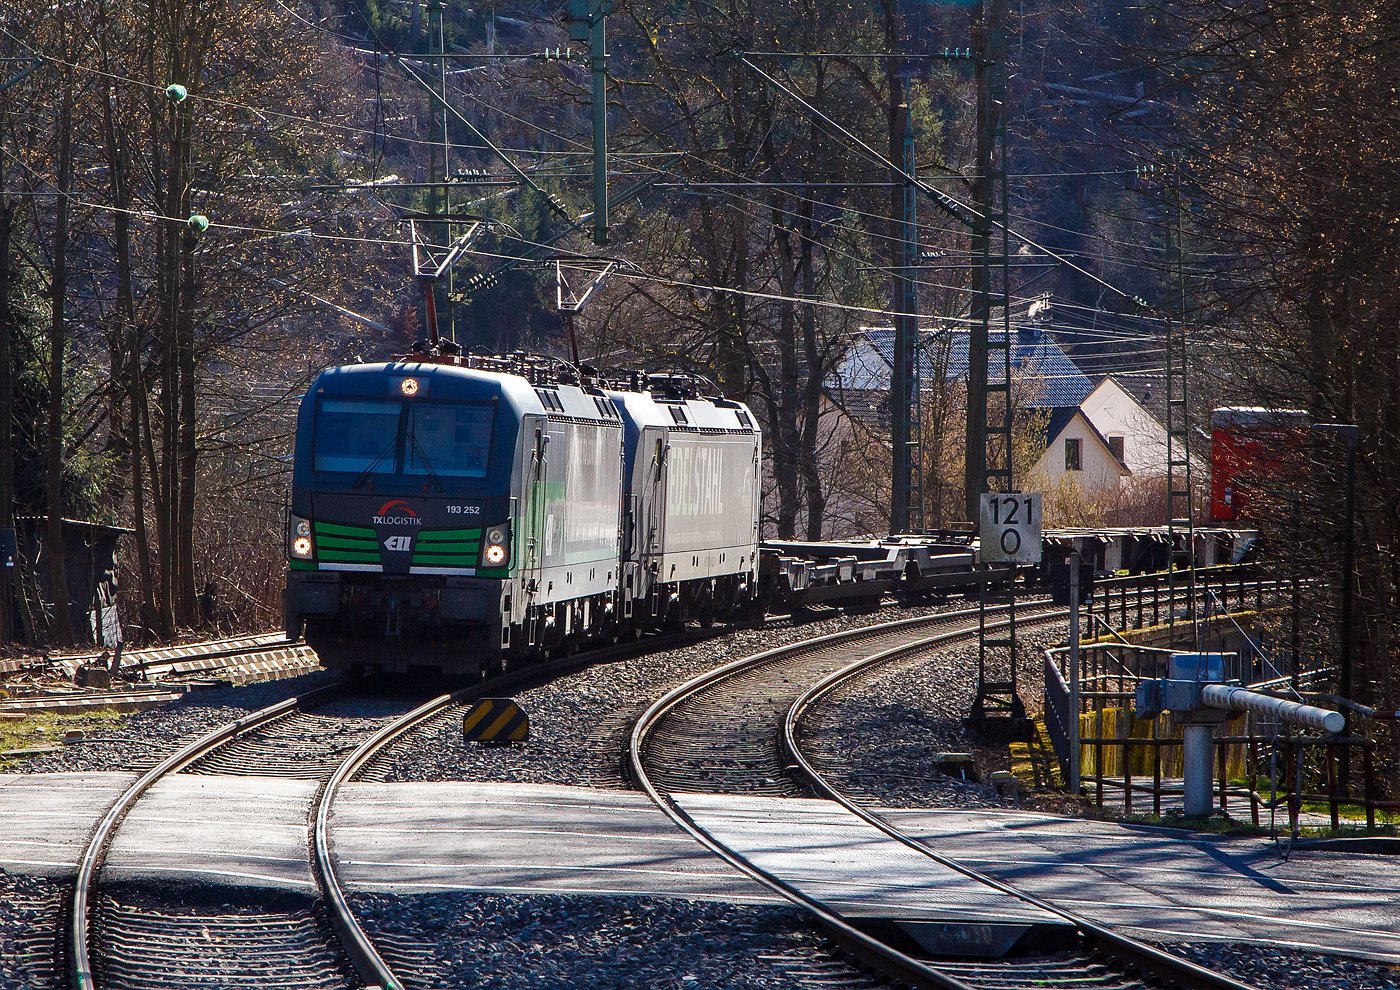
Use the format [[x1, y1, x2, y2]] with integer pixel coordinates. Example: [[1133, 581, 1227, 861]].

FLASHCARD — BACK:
[[462, 698, 529, 743]]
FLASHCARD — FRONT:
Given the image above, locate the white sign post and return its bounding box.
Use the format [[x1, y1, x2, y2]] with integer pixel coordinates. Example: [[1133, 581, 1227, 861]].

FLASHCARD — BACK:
[[979, 493, 1043, 564]]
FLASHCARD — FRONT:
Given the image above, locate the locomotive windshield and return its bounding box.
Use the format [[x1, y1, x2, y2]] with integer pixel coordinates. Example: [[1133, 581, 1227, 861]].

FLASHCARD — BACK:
[[314, 399, 401, 474], [406, 404, 494, 478], [312, 397, 495, 479]]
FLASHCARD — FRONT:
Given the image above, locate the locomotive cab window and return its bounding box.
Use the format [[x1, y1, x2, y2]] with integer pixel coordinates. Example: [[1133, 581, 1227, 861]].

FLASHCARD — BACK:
[[314, 399, 402, 474], [407, 403, 495, 477]]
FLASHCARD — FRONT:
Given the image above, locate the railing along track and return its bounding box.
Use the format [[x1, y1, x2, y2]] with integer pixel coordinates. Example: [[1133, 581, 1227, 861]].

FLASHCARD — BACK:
[[629, 589, 1265, 990]]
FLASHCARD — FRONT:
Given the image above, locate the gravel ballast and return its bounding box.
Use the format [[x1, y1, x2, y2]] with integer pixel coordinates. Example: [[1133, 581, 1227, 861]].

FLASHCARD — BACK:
[[0, 872, 63, 990], [366, 601, 990, 788], [351, 891, 823, 990], [4, 599, 1392, 990], [1163, 942, 1396, 989], [799, 621, 1067, 809], [12, 669, 347, 774]]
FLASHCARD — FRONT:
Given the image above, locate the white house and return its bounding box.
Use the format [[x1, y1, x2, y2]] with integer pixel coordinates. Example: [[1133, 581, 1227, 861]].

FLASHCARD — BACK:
[[1078, 376, 1207, 480], [1027, 406, 1131, 490]]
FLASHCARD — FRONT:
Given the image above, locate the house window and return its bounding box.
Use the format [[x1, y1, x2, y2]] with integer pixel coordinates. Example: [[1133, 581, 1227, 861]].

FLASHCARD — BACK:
[[1108, 435, 1125, 464], [1065, 437, 1082, 471]]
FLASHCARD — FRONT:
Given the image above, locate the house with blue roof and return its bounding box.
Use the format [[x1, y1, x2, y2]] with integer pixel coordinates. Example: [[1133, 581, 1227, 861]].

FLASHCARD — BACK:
[[822, 304, 1200, 525], [826, 321, 1128, 510], [828, 323, 1095, 431]]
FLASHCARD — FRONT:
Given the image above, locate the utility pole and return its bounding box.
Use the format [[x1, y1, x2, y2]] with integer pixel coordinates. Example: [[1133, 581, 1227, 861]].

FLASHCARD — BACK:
[[965, 0, 1027, 743], [0, 154, 13, 648], [426, 0, 451, 343], [964, 0, 1011, 523], [890, 102, 922, 534], [569, 0, 612, 246], [1069, 552, 1082, 795], [1164, 159, 1196, 645]]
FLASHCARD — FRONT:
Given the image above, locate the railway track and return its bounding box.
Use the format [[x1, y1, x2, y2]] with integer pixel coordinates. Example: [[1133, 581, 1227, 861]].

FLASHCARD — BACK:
[[64, 627, 723, 990], [57, 579, 1283, 988], [628, 596, 1265, 990], [69, 681, 408, 990]]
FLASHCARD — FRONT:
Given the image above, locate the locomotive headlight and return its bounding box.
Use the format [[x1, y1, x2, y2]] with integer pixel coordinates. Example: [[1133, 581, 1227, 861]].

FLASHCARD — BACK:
[[483, 526, 508, 566], [290, 514, 314, 559]]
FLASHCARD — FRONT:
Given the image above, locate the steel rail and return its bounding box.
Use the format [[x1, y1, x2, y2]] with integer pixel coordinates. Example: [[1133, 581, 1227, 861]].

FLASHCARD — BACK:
[[314, 692, 447, 990], [59, 631, 299, 672], [628, 604, 1046, 990], [68, 680, 347, 990], [310, 624, 735, 990], [69, 622, 721, 990], [783, 605, 1268, 990], [124, 638, 307, 675], [630, 582, 1268, 990]]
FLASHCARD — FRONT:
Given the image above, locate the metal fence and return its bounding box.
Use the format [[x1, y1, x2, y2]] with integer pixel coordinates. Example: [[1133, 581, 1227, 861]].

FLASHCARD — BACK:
[[1043, 572, 1398, 832]]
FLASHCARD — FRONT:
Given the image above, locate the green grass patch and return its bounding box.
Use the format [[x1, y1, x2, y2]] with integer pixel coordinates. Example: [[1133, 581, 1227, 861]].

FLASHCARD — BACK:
[[1117, 812, 1272, 836], [0, 710, 128, 768], [1298, 800, 1400, 824]]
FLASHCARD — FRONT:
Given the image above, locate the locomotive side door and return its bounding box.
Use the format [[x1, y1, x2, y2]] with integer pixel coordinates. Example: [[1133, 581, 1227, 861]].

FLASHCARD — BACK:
[[518, 414, 548, 614], [638, 426, 668, 612]]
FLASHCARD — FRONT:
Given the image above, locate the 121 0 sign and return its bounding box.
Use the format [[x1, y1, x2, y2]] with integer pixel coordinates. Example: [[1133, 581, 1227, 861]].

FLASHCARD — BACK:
[[980, 493, 1042, 564]]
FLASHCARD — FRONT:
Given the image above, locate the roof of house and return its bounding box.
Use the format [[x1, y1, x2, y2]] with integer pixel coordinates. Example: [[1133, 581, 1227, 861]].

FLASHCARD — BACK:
[[831, 326, 1094, 408]]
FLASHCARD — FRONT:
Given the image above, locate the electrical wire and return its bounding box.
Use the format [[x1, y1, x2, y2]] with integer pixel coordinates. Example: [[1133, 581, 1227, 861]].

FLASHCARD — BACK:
[[1, 15, 1200, 346]]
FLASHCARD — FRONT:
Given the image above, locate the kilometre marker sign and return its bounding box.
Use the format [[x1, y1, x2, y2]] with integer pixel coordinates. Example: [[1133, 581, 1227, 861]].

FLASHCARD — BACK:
[[979, 493, 1042, 564]]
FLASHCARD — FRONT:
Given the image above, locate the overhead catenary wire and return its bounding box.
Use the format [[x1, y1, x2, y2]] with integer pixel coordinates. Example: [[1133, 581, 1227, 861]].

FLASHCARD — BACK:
[[736, 55, 1156, 313], [3, 142, 1170, 347], [1, 13, 1184, 352], [9, 14, 1175, 279]]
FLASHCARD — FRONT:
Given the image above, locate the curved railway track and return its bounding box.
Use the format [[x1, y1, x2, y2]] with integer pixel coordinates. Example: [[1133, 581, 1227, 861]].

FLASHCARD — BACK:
[[66, 627, 721, 990], [59, 577, 1283, 989], [69, 681, 400, 990], [628, 595, 1266, 990]]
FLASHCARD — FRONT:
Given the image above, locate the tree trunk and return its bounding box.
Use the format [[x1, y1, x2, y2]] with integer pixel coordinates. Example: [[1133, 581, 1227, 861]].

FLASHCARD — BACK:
[[155, 86, 182, 636], [800, 208, 817, 543], [0, 182, 13, 646], [102, 76, 134, 484], [771, 219, 800, 540], [129, 349, 157, 636], [145, 0, 171, 639], [46, 35, 74, 647], [765, 122, 801, 539], [800, 74, 825, 542], [177, 226, 197, 624]]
